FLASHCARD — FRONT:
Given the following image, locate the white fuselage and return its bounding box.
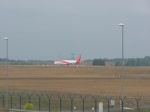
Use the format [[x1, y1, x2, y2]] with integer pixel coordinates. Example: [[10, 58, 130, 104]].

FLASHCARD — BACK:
[[54, 55, 81, 65], [54, 60, 76, 65]]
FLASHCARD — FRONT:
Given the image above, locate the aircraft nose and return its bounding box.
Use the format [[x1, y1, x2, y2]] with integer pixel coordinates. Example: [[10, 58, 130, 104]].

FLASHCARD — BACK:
[[54, 61, 57, 64]]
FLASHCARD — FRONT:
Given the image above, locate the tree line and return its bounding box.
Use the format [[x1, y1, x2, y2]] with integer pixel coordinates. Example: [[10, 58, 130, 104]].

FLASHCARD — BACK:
[[1, 56, 150, 66], [0, 58, 53, 65], [93, 56, 150, 66]]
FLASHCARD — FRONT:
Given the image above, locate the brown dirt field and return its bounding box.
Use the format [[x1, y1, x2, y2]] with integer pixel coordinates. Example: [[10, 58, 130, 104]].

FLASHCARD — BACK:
[[0, 65, 150, 96]]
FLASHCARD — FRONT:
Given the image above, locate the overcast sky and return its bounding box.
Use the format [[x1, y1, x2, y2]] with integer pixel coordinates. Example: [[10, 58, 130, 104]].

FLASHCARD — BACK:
[[0, 0, 150, 60]]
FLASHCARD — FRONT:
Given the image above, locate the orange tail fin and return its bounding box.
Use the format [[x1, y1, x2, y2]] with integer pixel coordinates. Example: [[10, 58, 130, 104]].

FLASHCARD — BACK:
[[75, 55, 81, 64]]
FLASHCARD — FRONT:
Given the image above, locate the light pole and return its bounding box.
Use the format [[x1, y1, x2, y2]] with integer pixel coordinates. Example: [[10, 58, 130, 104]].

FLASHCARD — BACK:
[[118, 23, 124, 112], [4, 37, 8, 108]]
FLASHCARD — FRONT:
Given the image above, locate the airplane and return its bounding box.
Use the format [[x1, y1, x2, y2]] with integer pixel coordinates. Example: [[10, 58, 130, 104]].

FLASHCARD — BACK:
[[54, 55, 82, 66]]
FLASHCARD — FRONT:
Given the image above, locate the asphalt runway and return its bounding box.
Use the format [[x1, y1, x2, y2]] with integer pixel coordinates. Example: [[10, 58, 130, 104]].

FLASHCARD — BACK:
[[0, 76, 150, 80]]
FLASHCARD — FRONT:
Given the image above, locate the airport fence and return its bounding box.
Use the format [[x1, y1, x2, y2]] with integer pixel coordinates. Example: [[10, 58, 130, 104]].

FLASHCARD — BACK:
[[0, 89, 150, 112]]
